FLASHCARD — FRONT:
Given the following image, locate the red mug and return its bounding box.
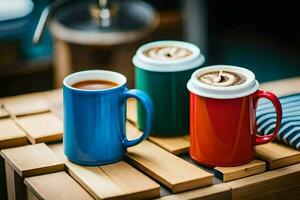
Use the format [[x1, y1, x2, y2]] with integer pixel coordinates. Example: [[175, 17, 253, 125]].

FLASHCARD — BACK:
[[187, 65, 282, 167]]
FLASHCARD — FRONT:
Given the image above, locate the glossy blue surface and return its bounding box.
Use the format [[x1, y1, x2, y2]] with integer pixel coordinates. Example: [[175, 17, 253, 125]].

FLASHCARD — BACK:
[[63, 74, 153, 166]]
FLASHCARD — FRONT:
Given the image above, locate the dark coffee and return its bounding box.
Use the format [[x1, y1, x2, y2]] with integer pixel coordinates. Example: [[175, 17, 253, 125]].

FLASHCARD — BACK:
[[72, 80, 118, 90], [143, 46, 192, 61], [198, 70, 246, 87]]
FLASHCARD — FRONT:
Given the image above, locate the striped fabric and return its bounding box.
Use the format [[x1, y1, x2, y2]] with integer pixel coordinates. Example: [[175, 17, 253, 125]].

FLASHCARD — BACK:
[[257, 93, 300, 150]]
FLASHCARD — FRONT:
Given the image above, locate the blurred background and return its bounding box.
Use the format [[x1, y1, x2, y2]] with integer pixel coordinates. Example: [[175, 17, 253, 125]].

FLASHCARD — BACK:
[[1, 0, 300, 97]]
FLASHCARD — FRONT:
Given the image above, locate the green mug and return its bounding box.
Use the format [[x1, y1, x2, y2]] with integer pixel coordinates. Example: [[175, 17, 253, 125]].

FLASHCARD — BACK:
[[133, 41, 205, 136]]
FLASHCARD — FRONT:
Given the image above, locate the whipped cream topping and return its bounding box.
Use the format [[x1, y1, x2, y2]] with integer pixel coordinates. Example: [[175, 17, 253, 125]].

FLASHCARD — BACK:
[[143, 46, 193, 62], [198, 71, 246, 87]]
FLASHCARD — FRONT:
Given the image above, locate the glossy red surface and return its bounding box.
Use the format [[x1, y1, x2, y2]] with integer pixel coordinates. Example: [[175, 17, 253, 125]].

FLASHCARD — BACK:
[[189, 90, 282, 167]]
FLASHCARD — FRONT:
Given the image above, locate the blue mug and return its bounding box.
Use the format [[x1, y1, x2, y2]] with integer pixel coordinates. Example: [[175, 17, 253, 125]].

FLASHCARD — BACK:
[[63, 70, 153, 166]]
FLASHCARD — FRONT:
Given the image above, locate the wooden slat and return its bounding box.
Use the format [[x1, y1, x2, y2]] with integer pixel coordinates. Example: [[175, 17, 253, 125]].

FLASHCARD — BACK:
[[42, 89, 63, 119], [127, 98, 137, 124], [260, 76, 300, 97], [0, 118, 27, 149], [5, 161, 15, 200], [148, 136, 190, 155], [0, 107, 9, 118], [66, 163, 125, 199], [126, 122, 212, 193], [255, 142, 300, 170], [101, 162, 160, 200], [156, 184, 231, 200], [24, 172, 94, 200], [2, 144, 64, 200], [5, 161, 27, 200], [16, 112, 63, 144], [226, 163, 300, 200], [0, 118, 27, 200], [214, 159, 266, 182], [0, 156, 8, 200], [0, 143, 64, 178], [27, 189, 40, 200], [49, 143, 160, 200], [2, 94, 50, 116]]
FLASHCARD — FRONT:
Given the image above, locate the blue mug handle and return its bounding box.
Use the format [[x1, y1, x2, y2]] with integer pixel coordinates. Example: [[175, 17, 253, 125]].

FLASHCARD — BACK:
[[120, 89, 153, 148]]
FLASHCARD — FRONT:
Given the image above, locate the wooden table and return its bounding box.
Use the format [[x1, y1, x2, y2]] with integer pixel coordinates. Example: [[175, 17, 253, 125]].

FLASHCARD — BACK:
[[1, 77, 300, 200]]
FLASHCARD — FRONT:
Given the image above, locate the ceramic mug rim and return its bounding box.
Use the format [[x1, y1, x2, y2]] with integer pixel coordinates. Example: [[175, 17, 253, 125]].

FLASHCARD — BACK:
[[63, 70, 127, 93]]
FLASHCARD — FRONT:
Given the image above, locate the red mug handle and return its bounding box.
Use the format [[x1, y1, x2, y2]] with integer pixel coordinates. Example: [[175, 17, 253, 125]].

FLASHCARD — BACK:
[[253, 90, 282, 145]]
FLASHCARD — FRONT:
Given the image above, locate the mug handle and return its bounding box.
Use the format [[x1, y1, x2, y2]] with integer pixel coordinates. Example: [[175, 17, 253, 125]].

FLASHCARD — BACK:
[[120, 89, 153, 148], [253, 90, 282, 145]]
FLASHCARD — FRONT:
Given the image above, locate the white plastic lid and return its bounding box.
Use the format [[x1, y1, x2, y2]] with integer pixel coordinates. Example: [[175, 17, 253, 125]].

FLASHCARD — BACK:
[[132, 40, 205, 72], [187, 65, 259, 99], [0, 0, 34, 21]]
